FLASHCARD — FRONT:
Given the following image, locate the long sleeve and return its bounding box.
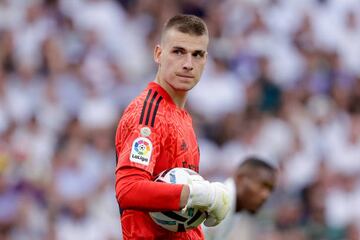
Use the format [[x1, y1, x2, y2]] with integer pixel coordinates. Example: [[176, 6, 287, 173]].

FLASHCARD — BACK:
[[116, 166, 184, 211]]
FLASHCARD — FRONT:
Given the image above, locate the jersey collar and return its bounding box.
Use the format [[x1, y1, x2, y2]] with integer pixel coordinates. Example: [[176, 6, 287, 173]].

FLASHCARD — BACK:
[[148, 82, 176, 106]]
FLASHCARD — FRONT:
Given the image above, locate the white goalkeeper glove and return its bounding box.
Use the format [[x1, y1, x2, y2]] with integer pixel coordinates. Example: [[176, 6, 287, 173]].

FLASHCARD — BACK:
[[203, 182, 231, 227], [184, 176, 231, 226]]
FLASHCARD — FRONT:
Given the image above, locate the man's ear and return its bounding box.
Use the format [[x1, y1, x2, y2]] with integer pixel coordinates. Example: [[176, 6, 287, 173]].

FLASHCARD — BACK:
[[154, 45, 161, 64], [236, 173, 244, 184], [236, 172, 249, 188]]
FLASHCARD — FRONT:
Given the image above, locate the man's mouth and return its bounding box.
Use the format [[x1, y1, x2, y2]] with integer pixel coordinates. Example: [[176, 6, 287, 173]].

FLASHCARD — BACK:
[[176, 74, 194, 78]]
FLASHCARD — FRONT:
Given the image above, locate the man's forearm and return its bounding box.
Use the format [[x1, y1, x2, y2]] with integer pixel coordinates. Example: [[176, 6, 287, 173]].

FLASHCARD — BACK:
[[116, 167, 184, 211], [180, 184, 190, 209]]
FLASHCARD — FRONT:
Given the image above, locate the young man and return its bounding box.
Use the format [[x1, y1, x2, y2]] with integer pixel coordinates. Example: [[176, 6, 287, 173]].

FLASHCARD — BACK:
[[203, 156, 277, 240], [115, 15, 231, 239]]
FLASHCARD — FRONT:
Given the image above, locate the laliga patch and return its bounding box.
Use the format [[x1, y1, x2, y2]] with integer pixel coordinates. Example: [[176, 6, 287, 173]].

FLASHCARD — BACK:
[[130, 137, 153, 166]]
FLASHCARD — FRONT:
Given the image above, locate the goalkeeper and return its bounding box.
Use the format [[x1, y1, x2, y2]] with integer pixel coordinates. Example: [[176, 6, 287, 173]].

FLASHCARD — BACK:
[[115, 14, 230, 239]]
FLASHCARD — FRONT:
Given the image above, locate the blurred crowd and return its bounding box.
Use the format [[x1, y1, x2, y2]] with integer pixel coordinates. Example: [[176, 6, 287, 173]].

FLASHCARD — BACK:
[[0, 0, 360, 239]]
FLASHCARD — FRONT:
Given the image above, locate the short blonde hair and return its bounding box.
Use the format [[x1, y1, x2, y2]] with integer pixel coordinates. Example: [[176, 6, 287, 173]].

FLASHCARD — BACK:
[[162, 14, 208, 39]]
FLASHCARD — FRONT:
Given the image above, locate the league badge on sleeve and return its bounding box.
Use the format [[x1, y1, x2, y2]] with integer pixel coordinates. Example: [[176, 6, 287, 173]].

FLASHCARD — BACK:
[[130, 137, 153, 166]]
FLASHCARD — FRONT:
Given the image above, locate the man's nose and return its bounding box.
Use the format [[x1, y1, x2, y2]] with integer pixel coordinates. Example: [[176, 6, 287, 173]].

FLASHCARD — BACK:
[[183, 54, 193, 71]]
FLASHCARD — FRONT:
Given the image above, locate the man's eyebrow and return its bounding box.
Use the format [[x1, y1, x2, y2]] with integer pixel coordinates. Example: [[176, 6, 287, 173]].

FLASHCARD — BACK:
[[172, 46, 186, 51], [172, 46, 206, 54]]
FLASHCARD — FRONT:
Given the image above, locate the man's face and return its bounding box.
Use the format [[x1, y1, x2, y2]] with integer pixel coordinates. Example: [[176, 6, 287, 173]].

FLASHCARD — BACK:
[[237, 168, 276, 214], [154, 29, 208, 92]]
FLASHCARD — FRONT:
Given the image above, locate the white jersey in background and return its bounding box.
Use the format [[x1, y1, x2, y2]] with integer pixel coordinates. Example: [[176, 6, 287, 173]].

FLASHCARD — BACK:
[[203, 178, 237, 240]]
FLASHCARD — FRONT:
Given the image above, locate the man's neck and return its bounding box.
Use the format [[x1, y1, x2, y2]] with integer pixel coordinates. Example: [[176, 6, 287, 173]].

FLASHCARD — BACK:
[[154, 76, 187, 109]]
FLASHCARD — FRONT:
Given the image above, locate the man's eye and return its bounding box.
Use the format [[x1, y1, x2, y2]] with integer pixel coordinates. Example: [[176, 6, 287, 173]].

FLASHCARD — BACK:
[[173, 50, 183, 55], [193, 53, 204, 58]]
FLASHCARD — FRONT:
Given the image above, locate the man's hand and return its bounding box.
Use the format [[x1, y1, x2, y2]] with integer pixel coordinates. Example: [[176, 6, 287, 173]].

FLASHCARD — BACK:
[[185, 176, 231, 226], [204, 182, 231, 226]]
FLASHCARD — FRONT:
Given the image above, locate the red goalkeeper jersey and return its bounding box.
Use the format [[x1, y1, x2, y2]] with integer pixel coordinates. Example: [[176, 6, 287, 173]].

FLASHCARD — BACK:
[[115, 82, 204, 239]]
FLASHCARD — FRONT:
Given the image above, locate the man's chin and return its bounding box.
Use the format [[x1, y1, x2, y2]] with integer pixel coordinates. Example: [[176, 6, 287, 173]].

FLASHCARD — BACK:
[[247, 209, 258, 215], [173, 84, 194, 92], [247, 204, 263, 214]]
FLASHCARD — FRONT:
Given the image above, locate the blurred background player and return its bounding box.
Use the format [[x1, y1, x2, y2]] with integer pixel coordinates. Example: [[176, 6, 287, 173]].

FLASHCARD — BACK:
[[203, 156, 277, 240], [115, 14, 230, 239]]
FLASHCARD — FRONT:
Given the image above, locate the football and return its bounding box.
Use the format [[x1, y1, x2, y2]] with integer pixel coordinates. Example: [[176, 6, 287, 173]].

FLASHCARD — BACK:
[[149, 168, 208, 232]]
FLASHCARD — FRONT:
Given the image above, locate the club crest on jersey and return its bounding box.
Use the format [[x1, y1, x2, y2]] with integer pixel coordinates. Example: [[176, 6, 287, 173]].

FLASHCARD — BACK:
[[130, 137, 152, 166], [140, 127, 151, 137]]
